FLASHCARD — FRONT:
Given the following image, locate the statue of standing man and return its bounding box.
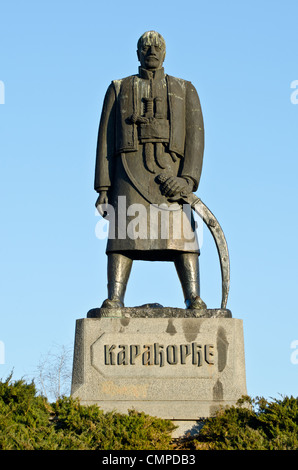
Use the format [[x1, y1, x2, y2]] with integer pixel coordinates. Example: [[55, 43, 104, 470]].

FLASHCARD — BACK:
[[95, 31, 207, 310]]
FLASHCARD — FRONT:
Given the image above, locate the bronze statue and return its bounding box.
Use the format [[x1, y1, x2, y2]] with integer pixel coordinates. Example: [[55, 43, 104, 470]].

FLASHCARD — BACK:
[[95, 31, 210, 310]]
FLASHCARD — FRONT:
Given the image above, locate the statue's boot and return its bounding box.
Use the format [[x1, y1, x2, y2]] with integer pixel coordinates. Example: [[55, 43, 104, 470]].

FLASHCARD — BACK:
[[174, 252, 207, 310], [184, 286, 207, 310], [101, 253, 133, 309]]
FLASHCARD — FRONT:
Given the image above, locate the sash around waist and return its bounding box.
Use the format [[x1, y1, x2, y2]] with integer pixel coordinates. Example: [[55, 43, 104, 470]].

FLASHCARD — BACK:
[[138, 118, 170, 142]]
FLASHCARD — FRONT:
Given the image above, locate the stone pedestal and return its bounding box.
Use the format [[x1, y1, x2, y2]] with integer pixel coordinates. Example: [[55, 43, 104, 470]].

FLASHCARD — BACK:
[[71, 308, 247, 425]]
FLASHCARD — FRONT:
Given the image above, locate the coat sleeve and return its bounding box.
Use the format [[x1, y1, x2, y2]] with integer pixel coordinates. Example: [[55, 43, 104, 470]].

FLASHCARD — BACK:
[[94, 82, 117, 192], [180, 81, 204, 192]]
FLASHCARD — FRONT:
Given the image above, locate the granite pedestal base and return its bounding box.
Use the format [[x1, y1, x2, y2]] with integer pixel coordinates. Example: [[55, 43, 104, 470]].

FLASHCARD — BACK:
[[71, 308, 247, 428]]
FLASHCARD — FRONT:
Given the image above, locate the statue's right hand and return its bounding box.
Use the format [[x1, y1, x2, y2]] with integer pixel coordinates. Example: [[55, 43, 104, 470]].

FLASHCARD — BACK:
[[95, 190, 109, 217]]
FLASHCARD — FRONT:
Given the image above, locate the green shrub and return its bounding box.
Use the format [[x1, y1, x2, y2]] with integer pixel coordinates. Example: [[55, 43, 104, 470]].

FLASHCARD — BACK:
[[49, 396, 176, 450], [177, 395, 298, 450], [0, 373, 54, 449], [0, 374, 297, 450], [0, 374, 175, 450]]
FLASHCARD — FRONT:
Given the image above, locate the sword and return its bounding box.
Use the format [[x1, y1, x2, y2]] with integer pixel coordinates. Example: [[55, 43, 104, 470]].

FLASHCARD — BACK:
[[157, 174, 230, 309]]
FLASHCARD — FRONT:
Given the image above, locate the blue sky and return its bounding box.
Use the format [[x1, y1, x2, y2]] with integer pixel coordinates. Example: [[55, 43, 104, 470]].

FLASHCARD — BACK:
[[0, 0, 297, 401]]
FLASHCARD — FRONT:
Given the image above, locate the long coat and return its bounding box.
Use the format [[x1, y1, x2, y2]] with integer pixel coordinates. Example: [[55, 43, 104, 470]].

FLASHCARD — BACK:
[[94, 68, 205, 260]]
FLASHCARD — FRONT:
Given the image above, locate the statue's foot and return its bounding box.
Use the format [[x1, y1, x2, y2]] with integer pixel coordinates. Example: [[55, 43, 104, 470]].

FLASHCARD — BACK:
[[185, 295, 207, 310], [101, 298, 124, 309]]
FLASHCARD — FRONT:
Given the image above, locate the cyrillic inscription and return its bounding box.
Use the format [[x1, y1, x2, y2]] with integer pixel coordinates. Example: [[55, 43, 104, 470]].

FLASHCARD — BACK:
[[104, 342, 215, 367]]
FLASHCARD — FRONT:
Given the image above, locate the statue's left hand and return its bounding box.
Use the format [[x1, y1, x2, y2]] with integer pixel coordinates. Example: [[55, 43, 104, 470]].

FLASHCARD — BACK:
[[160, 176, 193, 198]]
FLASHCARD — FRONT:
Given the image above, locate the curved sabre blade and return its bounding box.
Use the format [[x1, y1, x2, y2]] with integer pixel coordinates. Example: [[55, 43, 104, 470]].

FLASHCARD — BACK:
[[186, 193, 230, 309], [155, 174, 230, 309]]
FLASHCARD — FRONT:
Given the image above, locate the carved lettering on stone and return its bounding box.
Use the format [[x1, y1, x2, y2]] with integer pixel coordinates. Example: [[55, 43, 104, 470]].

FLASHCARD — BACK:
[[103, 342, 215, 367]]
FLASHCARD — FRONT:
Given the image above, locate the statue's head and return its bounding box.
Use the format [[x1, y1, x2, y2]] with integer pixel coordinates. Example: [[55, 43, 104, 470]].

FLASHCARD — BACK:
[[137, 31, 166, 71]]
